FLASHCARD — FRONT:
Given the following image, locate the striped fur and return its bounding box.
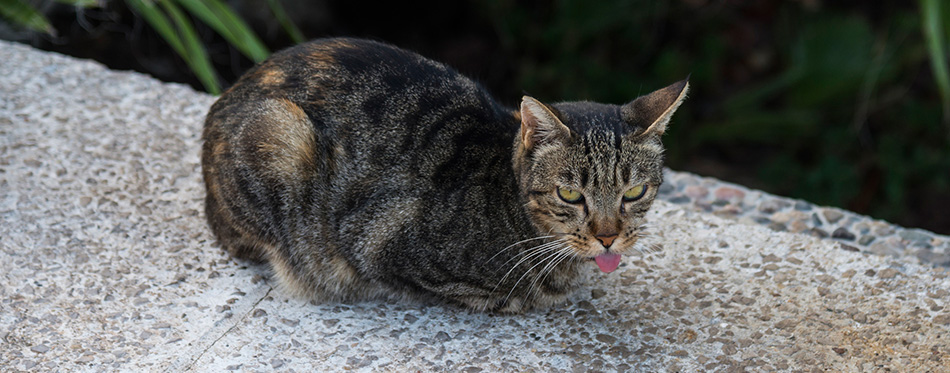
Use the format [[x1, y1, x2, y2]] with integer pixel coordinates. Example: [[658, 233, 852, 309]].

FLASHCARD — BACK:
[[202, 37, 688, 313]]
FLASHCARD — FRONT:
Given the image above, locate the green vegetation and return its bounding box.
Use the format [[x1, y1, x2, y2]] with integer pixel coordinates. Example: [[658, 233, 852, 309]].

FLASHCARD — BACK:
[[1, 1, 947, 232], [0, 0, 55, 34], [0, 0, 300, 93], [478, 1, 950, 232], [920, 0, 950, 127]]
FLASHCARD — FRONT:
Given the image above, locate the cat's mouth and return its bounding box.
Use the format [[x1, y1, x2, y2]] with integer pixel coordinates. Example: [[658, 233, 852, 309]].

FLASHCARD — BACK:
[[592, 253, 622, 273]]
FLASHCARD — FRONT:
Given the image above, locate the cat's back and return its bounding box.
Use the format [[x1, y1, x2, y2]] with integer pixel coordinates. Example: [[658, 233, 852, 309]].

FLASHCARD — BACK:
[[205, 38, 521, 200], [202, 38, 522, 252], [202, 38, 529, 299], [209, 38, 510, 141]]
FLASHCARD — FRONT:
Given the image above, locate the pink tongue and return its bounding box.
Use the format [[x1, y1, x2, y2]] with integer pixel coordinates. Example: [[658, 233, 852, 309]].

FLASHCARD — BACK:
[[594, 253, 622, 273]]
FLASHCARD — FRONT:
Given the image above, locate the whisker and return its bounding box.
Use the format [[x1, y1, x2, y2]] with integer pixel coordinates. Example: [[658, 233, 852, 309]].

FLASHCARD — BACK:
[[502, 245, 567, 305], [523, 248, 563, 302], [485, 235, 556, 264], [526, 245, 575, 303], [490, 239, 566, 295], [626, 225, 659, 256], [629, 234, 661, 256], [493, 239, 565, 276], [532, 246, 572, 289]]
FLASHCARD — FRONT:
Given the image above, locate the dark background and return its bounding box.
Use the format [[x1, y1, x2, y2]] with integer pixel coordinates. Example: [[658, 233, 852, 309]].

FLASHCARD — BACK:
[[4, 0, 949, 234]]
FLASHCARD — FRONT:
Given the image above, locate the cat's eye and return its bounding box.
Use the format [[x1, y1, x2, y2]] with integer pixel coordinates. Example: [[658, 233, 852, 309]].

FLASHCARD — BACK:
[[556, 186, 584, 204], [622, 184, 648, 202]]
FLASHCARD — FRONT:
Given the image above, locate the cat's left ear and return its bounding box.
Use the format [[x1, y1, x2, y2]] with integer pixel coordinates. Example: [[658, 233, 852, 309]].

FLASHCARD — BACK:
[[520, 96, 571, 149], [621, 78, 689, 137]]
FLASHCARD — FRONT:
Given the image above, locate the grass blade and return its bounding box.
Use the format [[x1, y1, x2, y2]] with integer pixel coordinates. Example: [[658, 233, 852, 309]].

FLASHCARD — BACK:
[[920, 0, 950, 126], [0, 0, 55, 34], [161, 0, 220, 94], [126, 0, 220, 94], [54, 0, 100, 7], [203, 0, 269, 61], [175, 0, 269, 62], [126, 0, 187, 56], [266, 0, 304, 44], [173, 0, 238, 49]]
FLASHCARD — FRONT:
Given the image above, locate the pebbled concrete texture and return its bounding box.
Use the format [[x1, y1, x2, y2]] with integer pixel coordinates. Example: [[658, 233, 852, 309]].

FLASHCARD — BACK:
[[2, 40, 949, 371]]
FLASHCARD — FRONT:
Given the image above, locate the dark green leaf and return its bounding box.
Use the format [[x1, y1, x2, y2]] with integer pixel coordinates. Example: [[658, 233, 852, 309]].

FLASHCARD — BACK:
[[126, 0, 187, 56], [161, 0, 220, 94], [176, 0, 269, 62], [127, 0, 220, 94], [0, 0, 54, 34], [54, 0, 99, 8], [920, 0, 950, 126], [266, 0, 304, 44]]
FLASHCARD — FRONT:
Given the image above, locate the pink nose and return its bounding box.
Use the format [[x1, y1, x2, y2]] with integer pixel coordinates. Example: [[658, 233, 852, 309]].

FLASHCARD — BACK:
[[596, 234, 618, 248]]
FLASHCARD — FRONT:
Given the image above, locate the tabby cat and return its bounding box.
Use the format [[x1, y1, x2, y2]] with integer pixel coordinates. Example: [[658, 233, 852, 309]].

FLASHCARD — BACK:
[[201, 37, 688, 313]]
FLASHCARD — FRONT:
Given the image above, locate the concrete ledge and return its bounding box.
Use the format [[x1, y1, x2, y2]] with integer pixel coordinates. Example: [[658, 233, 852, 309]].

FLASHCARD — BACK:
[[2, 41, 949, 371]]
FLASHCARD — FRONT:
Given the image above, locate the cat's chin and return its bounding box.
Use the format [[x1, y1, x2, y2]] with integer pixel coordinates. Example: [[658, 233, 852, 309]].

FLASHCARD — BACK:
[[593, 253, 622, 273]]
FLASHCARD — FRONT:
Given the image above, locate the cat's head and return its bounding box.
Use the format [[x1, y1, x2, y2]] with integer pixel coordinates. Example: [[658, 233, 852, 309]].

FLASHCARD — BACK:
[[513, 79, 689, 273]]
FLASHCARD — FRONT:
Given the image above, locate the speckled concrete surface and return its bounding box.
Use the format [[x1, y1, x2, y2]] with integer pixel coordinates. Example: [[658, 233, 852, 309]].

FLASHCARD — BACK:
[[2, 41, 949, 371], [657, 171, 950, 268]]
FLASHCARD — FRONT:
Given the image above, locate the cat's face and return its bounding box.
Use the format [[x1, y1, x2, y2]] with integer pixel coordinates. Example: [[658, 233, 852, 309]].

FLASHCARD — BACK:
[[513, 80, 688, 273]]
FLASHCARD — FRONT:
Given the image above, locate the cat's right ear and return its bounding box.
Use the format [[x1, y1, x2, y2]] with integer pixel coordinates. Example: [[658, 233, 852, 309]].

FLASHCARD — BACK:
[[621, 78, 689, 138], [520, 96, 571, 149]]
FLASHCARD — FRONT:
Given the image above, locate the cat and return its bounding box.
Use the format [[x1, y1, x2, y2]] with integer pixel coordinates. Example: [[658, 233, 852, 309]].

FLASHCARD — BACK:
[[201, 37, 688, 313]]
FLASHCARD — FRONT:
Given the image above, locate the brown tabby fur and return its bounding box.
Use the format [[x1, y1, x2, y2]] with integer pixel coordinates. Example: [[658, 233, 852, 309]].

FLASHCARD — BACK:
[[202, 37, 688, 313]]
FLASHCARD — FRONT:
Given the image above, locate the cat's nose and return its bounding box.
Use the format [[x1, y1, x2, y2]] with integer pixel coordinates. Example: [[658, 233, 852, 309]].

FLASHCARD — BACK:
[[596, 234, 618, 248]]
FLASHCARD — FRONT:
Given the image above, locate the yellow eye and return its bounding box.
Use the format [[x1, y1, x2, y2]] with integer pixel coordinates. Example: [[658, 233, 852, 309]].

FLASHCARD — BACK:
[[623, 184, 647, 202], [556, 186, 584, 203]]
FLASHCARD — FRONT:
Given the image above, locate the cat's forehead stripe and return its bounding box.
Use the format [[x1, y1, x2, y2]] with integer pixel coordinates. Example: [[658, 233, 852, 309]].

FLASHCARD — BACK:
[[613, 132, 623, 172], [571, 130, 665, 188], [578, 130, 625, 188]]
